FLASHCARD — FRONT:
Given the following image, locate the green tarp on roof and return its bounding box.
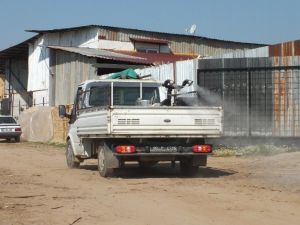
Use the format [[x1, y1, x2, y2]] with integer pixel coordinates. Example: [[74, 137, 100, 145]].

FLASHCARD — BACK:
[[108, 68, 139, 79]]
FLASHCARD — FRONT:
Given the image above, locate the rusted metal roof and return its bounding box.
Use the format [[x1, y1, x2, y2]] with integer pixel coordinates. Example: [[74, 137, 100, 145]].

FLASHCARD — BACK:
[[48, 46, 151, 64], [129, 37, 169, 45], [269, 40, 300, 57], [109, 50, 197, 65]]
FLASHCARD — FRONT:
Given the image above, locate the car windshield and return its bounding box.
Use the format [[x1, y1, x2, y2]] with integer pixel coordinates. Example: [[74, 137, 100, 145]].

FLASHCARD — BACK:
[[0, 117, 16, 124]]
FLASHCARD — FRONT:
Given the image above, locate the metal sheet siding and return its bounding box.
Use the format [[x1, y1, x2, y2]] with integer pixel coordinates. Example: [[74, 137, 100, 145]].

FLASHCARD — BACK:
[[98, 28, 261, 57], [175, 59, 198, 92], [135, 63, 174, 82], [53, 51, 97, 105], [197, 56, 300, 137], [28, 27, 99, 105], [207, 40, 300, 59], [134, 59, 198, 97], [206, 46, 269, 59]]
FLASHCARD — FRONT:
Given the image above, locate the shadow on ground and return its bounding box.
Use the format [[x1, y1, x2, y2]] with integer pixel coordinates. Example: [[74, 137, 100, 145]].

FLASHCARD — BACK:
[[79, 163, 236, 179], [0, 139, 19, 143]]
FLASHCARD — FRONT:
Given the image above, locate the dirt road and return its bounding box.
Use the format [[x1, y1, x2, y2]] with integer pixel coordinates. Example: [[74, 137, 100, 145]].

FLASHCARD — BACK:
[[0, 142, 299, 225]]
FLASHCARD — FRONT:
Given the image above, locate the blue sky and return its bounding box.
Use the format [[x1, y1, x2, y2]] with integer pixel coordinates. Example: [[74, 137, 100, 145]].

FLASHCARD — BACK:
[[1, 0, 300, 50]]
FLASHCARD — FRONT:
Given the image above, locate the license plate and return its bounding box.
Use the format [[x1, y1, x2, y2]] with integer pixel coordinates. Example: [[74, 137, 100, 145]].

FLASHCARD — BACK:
[[1, 128, 12, 132], [149, 146, 178, 153]]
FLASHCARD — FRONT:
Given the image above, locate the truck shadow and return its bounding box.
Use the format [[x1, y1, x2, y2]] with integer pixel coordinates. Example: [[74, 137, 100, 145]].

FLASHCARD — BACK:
[[80, 163, 236, 179]]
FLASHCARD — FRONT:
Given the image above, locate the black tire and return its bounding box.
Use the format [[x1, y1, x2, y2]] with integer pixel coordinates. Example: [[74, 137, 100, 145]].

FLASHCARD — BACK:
[[15, 136, 20, 142], [97, 144, 114, 177], [139, 161, 158, 168], [180, 160, 199, 177], [66, 140, 80, 168], [6, 138, 11, 142]]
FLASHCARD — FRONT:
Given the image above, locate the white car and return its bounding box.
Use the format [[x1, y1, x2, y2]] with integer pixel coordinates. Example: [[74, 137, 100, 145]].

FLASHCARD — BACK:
[[0, 116, 22, 142]]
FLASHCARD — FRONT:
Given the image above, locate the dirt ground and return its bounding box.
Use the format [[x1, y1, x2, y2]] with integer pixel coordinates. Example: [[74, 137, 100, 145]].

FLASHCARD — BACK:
[[0, 142, 299, 225]]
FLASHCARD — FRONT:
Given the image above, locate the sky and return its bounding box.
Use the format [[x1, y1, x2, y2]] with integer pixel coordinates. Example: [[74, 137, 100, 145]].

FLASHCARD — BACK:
[[1, 0, 300, 50]]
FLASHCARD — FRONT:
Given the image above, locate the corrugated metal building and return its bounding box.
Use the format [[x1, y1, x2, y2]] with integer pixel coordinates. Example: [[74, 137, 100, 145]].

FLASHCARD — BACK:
[[0, 25, 264, 116], [0, 36, 37, 116], [198, 40, 300, 137]]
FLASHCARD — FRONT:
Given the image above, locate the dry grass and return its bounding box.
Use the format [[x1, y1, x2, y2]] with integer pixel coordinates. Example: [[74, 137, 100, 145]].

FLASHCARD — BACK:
[[213, 145, 294, 157]]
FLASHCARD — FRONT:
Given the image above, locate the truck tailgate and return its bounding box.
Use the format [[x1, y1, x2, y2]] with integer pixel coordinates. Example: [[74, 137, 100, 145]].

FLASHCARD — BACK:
[[110, 107, 222, 137]]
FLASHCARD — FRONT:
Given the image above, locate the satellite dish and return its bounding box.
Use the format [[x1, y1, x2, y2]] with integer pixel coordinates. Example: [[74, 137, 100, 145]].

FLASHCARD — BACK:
[[189, 24, 197, 35]]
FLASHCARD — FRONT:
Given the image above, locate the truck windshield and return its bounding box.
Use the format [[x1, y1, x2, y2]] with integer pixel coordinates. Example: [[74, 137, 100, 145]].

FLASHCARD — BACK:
[[113, 83, 159, 106]]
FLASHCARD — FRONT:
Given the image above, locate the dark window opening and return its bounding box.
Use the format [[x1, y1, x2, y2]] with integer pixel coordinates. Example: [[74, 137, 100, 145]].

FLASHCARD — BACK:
[[0, 117, 16, 124], [97, 68, 124, 76]]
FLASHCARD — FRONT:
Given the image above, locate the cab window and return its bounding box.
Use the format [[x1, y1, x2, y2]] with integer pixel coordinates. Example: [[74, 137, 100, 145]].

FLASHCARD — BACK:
[[89, 86, 110, 107]]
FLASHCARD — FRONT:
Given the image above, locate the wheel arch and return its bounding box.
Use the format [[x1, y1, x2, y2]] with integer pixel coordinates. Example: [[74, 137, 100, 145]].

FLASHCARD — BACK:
[[66, 135, 83, 156]]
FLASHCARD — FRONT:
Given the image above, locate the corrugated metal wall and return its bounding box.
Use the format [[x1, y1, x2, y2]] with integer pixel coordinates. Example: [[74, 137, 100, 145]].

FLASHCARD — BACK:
[[198, 56, 300, 137], [135, 59, 197, 83], [135, 63, 174, 81], [98, 28, 262, 56], [207, 40, 300, 59], [52, 50, 98, 105], [28, 27, 99, 106]]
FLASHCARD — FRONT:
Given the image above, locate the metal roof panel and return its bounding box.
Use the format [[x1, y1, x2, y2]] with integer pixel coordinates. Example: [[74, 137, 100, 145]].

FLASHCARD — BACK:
[[47, 46, 151, 64]]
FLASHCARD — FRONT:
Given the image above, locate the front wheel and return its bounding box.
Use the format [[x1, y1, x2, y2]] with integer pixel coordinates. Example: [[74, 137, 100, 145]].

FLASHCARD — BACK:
[[66, 140, 80, 168], [98, 145, 114, 177]]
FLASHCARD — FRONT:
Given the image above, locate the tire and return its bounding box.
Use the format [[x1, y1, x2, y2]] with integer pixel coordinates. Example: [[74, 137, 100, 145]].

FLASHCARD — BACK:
[[15, 136, 20, 142], [6, 138, 11, 142], [97, 144, 114, 177], [139, 161, 158, 169], [180, 160, 199, 177], [66, 140, 80, 168]]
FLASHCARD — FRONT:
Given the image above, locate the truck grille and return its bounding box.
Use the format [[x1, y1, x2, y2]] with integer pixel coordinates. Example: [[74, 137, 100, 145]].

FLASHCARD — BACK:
[[194, 119, 215, 126], [118, 118, 140, 125]]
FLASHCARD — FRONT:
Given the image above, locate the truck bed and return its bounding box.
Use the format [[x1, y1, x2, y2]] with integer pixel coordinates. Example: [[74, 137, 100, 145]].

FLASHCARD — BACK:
[[76, 106, 223, 138]]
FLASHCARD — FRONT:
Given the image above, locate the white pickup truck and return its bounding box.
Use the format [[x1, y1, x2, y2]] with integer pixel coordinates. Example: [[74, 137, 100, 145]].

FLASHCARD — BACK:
[[59, 78, 223, 177]]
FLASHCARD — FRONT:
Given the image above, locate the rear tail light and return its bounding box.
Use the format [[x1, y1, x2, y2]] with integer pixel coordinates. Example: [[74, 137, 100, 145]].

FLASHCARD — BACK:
[[193, 144, 212, 153], [15, 128, 22, 132], [115, 145, 136, 154]]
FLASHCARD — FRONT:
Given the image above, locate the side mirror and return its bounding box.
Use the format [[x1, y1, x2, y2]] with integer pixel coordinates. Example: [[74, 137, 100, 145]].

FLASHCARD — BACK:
[[58, 105, 66, 118]]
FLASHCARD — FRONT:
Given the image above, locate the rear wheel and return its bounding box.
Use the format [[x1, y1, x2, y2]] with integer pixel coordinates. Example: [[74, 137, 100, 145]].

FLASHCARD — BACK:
[[66, 140, 80, 168], [180, 160, 199, 177], [98, 144, 114, 177], [15, 136, 20, 142]]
